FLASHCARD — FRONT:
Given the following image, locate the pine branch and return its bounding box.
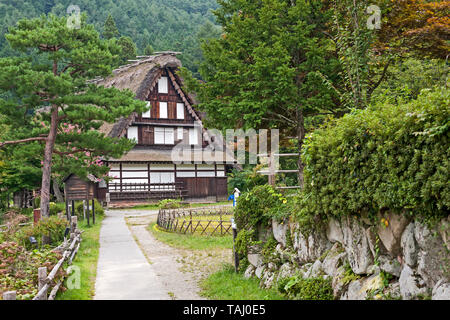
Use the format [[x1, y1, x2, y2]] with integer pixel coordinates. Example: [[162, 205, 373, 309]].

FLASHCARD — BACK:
[[0, 137, 47, 148]]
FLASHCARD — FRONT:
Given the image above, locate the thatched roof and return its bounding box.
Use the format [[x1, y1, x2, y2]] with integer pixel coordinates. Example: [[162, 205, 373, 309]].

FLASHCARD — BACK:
[[95, 53, 200, 139]]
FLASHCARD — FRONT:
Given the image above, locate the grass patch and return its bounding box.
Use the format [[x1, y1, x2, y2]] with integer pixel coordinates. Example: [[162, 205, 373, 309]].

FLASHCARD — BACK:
[[56, 215, 104, 300], [200, 264, 285, 300], [148, 222, 233, 250]]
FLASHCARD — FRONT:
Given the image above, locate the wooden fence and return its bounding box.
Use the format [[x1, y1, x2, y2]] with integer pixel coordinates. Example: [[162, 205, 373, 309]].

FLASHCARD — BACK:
[[157, 206, 234, 236], [2, 216, 82, 301]]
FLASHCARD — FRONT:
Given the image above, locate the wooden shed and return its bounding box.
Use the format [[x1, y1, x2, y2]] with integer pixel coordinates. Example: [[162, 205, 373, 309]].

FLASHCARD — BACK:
[[63, 174, 98, 201]]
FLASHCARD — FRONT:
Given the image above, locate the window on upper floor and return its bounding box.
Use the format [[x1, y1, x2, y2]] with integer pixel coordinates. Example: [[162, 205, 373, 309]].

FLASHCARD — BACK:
[[127, 126, 138, 141], [177, 127, 184, 140], [158, 77, 168, 94], [142, 101, 151, 118], [160, 102, 168, 119], [154, 127, 174, 145], [177, 103, 185, 120], [189, 128, 199, 145]]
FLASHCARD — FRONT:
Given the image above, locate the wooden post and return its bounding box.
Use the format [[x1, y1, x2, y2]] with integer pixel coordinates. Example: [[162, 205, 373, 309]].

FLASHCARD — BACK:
[[268, 153, 276, 187], [3, 291, 16, 300], [86, 199, 90, 227], [231, 218, 239, 273], [38, 267, 48, 300], [71, 216, 78, 233], [92, 199, 95, 225], [71, 200, 75, 217], [65, 198, 70, 221], [83, 200, 86, 220], [33, 209, 41, 225]]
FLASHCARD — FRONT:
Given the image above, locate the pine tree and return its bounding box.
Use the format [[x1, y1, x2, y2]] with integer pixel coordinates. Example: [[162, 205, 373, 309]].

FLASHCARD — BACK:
[[0, 14, 147, 217], [103, 13, 119, 40], [117, 36, 137, 64], [144, 44, 154, 56]]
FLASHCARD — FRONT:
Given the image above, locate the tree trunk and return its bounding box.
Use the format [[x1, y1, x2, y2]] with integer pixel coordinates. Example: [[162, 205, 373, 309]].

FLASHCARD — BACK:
[[52, 178, 64, 203], [40, 105, 59, 218]]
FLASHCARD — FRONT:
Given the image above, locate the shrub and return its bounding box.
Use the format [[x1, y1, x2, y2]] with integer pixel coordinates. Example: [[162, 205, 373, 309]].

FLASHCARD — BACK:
[[75, 199, 104, 217], [0, 241, 64, 300], [158, 199, 182, 209], [278, 275, 334, 300], [15, 216, 69, 249], [49, 202, 66, 216], [300, 87, 449, 222], [235, 185, 288, 231], [227, 165, 268, 194]]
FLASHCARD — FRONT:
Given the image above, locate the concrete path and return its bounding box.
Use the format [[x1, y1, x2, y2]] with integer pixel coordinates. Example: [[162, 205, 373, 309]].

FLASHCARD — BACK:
[[94, 210, 169, 300]]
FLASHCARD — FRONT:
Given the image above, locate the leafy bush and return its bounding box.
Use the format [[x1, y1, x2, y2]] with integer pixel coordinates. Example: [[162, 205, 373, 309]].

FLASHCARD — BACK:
[[278, 275, 334, 300], [234, 229, 255, 272], [227, 165, 268, 194], [15, 216, 69, 249], [0, 241, 64, 300], [49, 202, 66, 216], [158, 199, 183, 209], [75, 199, 105, 217], [300, 87, 449, 222], [235, 185, 289, 231]]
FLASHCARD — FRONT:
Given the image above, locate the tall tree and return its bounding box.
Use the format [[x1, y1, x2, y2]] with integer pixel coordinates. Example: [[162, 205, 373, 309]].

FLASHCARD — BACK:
[[117, 36, 138, 64], [0, 14, 147, 217], [181, 0, 344, 187], [376, 0, 450, 59], [103, 13, 120, 40]]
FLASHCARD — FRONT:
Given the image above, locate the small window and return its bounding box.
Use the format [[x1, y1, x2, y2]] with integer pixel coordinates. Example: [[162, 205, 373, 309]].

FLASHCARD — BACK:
[[154, 127, 174, 145], [142, 101, 151, 118], [158, 77, 168, 94], [159, 102, 168, 119], [177, 103, 185, 120], [189, 128, 198, 145], [127, 126, 138, 141], [177, 127, 184, 140]]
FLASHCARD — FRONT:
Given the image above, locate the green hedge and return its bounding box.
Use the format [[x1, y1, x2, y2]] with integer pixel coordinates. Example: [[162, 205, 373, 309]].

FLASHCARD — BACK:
[[300, 87, 449, 221]]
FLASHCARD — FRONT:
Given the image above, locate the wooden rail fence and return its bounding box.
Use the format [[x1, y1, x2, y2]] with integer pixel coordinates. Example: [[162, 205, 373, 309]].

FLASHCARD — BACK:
[[2, 216, 82, 301], [157, 206, 234, 236]]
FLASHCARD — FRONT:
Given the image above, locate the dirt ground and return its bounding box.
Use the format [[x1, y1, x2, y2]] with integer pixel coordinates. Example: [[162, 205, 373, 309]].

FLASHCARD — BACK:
[[125, 214, 232, 300]]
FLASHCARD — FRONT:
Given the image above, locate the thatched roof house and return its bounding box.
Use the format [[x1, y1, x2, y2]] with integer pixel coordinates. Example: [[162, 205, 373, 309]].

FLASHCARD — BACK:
[[92, 52, 233, 205]]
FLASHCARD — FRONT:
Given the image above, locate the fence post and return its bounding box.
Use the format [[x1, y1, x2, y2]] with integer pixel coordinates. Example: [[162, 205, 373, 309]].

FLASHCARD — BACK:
[[231, 218, 239, 273], [3, 291, 16, 300], [71, 215, 78, 233], [38, 267, 48, 300]]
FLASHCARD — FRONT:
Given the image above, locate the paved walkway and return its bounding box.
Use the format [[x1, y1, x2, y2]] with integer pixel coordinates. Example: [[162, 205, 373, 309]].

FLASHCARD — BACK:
[[94, 210, 169, 300]]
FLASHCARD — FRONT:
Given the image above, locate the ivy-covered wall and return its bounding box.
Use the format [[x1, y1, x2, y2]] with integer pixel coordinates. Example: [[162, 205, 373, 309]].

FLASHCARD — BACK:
[[299, 88, 449, 222]]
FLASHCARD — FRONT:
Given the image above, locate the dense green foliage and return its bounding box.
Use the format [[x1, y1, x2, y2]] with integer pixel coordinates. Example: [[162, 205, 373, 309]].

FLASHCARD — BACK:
[[0, 241, 64, 300], [15, 216, 69, 249], [0, 14, 147, 216], [181, 0, 344, 184], [157, 199, 183, 209], [277, 275, 334, 300], [235, 185, 289, 232], [300, 87, 449, 221], [0, 0, 219, 75]]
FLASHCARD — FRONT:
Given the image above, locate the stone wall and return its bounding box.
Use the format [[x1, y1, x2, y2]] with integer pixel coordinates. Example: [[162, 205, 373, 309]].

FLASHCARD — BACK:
[[244, 212, 450, 300]]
